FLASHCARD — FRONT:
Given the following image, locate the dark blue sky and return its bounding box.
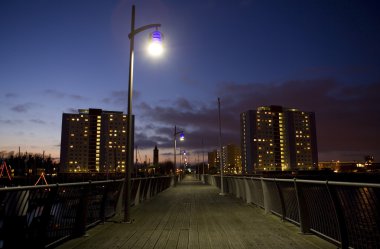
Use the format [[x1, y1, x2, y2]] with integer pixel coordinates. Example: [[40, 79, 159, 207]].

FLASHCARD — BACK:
[[1, 0, 379, 163]]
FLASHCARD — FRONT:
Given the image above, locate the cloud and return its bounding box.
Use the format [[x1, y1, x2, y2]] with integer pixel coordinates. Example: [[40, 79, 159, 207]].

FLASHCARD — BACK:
[[5, 93, 17, 98], [175, 97, 193, 111], [0, 119, 23, 125], [69, 94, 87, 101], [11, 103, 35, 113], [44, 89, 65, 98], [135, 79, 380, 161], [137, 97, 238, 153], [65, 108, 78, 113], [44, 89, 87, 101], [30, 119, 46, 124]]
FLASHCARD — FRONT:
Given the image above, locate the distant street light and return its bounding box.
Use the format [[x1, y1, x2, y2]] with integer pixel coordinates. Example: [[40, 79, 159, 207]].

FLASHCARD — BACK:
[[174, 125, 184, 173], [124, 5, 163, 223]]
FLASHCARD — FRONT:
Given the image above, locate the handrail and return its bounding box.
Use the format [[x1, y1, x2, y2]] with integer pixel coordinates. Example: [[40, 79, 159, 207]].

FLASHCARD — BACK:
[[0, 175, 177, 248], [221, 174, 380, 188], [204, 174, 380, 249]]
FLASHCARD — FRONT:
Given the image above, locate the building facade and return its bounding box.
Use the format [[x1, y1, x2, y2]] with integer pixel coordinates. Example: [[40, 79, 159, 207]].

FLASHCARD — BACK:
[[208, 150, 219, 170], [222, 144, 242, 174], [60, 108, 130, 173], [240, 105, 318, 174]]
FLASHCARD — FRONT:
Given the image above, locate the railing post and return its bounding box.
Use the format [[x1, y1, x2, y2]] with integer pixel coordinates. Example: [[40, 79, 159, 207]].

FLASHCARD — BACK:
[[244, 178, 252, 204], [170, 175, 175, 187], [294, 178, 311, 234], [99, 183, 109, 223], [134, 179, 141, 206], [326, 181, 349, 249], [74, 182, 90, 237], [30, 185, 59, 248], [235, 178, 240, 198], [274, 179, 286, 220], [146, 178, 152, 200], [261, 178, 270, 214]]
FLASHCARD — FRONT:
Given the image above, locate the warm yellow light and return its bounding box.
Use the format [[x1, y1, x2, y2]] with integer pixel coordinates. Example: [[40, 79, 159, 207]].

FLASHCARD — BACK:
[[148, 42, 163, 56]]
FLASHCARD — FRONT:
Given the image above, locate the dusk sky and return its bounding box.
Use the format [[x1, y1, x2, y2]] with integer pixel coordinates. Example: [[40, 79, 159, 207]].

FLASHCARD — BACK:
[[1, 0, 379, 163]]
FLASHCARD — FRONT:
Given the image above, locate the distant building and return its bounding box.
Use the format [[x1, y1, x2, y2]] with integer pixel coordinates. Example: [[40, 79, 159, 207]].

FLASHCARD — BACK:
[[240, 105, 318, 174], [222, 144, 242, 174], [208, 150, 219, 169], [60, 108, 131, 173], [153, 145, 159, 168], [318, 160, 380, 173], [207, 146, 241, 174]]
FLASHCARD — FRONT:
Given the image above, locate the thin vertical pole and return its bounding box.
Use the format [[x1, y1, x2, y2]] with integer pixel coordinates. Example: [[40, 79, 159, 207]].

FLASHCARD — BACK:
[[202, 138, 205, 183], [124, 4, 135, 223], [174, 125, 177, 172], [197, 151, 200, 179], [218, 97, 225, 195], [202, 139, 205, 173]]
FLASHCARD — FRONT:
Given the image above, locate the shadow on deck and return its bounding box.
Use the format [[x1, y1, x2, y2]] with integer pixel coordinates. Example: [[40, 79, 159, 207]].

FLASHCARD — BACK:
[[56, 175, 335, 249]]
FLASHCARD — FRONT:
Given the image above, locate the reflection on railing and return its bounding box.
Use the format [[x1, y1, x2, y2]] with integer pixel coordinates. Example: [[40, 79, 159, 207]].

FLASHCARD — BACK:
[[0, 175, 177, 249], [204, 175, 380, 249]]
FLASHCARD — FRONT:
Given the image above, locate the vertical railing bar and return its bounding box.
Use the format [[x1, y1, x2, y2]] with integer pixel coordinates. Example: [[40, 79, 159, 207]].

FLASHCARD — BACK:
[[99, 182, 109, 223], [261, 177, 270, 214], [37, 185, 59, 247], [73, 182, 90, 237], [274, 179, 286, 221], [326, 180, 349, 249], [294, 179, 311, 234]]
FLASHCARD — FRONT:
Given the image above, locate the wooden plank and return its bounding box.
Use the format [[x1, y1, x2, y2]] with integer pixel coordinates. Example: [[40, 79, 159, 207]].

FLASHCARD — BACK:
[[57, 175, 337, 249]]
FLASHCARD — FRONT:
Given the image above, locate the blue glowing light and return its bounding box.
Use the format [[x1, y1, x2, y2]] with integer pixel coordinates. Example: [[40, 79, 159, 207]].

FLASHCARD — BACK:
[[150, 30, 163, 43]]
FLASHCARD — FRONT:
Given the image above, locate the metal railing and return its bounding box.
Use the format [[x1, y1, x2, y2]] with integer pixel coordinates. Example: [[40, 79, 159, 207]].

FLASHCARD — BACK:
[[0, 175, 176, 249], [205, 175, 380, 249]]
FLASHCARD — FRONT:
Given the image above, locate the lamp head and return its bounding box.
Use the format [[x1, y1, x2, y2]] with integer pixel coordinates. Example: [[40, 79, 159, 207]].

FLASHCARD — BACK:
[[179, 132, 185, 141], [148, 30, 164, 56]]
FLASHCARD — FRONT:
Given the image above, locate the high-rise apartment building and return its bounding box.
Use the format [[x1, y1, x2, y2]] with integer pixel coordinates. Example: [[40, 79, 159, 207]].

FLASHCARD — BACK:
[[60, 108, 130, 173], [208, 150, 219, 169], [222, 144, 242, 174], [240, 105, 318, 174], [208, 145, 242, 174]]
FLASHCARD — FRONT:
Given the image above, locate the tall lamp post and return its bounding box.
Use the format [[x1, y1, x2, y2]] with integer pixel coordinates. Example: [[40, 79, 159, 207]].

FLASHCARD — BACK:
[[218, 97, 225, 195], [202, 138, 205, 183], [174, 125, 184, 173], [124, 5, 163, 223]]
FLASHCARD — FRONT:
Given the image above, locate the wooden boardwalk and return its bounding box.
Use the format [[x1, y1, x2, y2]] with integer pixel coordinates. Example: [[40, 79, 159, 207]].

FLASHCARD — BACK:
[[57, 175, 336, 249]]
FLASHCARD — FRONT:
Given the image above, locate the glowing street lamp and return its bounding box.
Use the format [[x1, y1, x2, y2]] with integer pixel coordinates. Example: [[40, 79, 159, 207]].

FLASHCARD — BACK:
[[174, 126, 185, 172], [124, 5, 163, 223], [148, 30, 164, 56]]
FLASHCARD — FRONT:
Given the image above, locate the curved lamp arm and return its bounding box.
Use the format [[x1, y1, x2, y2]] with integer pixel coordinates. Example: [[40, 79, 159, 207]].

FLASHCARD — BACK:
[[128, 24, 161, 39]]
